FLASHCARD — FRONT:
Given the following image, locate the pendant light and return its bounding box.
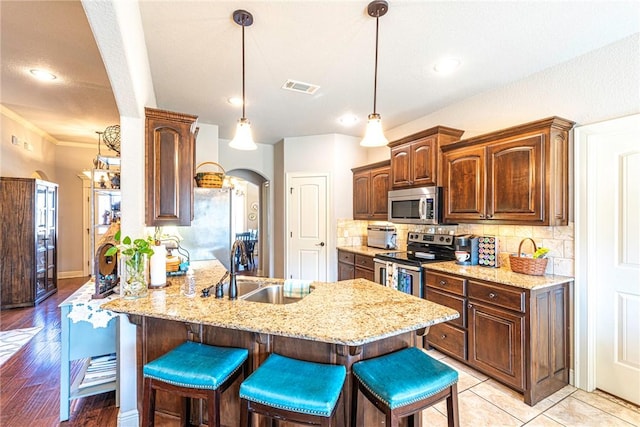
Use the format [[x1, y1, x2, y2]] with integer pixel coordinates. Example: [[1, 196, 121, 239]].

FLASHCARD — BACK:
[[229, 9, 258, 151], [361, 0, 389, 147]]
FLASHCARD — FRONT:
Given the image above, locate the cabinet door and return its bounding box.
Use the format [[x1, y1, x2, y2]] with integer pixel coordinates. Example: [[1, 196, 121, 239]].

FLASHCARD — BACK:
[[468, 301, 525, 390], [369, 165, 390, 219], [338, 261, 355, 280], [486, 135, 544, 222], [45, 185, 57, 293], [390, 144, 412, 188], [145, 108, 197, 226], [352, 170, 371, 220], [442, 146, 486, 222], [411, 137, 436, 186]]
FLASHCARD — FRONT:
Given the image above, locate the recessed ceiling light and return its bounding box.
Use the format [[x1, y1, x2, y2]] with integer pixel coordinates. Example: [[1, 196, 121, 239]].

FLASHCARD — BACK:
[[29, 69, 57, 81], [433, 58, 461, 75], [227, 97, 243, 106], [338, 114, 359, 127]]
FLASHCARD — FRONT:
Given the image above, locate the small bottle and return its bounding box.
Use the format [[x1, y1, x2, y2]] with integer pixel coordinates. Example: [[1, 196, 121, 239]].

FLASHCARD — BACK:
[[183, 268, 196, 298]]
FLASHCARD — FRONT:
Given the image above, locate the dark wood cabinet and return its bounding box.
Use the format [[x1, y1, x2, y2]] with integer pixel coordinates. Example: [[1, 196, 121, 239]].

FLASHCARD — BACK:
[[441, 117, 574, 225], [145, 107, 198, 226], [424, 269, 571, 406], [388, 126, 464, 189], [337, 250, 355, 280], [337, 250, 374, 281], [351, 160, 390, 220], [1, 178, 58, 309]]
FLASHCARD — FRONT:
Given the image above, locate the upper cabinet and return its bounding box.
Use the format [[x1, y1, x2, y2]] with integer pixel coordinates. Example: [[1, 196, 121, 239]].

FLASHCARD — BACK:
[[388, 126, 464, 189], [352, 160, 391, 220], [145, 107, 198, 226], [441, 117, 574, 226]]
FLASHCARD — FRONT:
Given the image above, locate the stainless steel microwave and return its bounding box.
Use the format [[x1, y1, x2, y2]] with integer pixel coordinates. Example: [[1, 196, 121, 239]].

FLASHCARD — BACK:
[[387, 186, 442, 224]]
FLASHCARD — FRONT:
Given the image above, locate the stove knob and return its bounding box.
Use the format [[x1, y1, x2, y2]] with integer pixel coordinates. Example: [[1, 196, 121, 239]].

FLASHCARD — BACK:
[[439, 236, 445, 241]]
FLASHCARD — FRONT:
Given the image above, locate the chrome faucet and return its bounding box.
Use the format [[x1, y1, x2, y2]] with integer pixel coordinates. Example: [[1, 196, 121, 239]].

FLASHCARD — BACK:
[[229, 239, 248, 299]]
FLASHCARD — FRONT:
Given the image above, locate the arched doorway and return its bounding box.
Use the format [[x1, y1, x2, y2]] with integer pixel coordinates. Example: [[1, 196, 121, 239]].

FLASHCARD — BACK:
[[226, 169, 270, 277]]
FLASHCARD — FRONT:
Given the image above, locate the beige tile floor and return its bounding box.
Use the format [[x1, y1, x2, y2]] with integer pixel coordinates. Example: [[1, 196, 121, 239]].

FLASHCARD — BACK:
[[422, 349, 640, 427]]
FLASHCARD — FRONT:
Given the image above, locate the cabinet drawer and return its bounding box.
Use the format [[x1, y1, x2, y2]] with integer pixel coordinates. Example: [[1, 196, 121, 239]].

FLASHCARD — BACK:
[[425, 288, 466, 328], [425, 271, 466, 296], [354, 254, 374, 270], [468, 280, 525, 313], [355, 266, 374, 282], [338, 250, 355, 264], [427, 322, 466, 360]]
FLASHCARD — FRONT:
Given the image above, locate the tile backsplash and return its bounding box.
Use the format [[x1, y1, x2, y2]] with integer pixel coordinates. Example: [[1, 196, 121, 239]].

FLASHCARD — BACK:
[[336, 219, 575, 277]]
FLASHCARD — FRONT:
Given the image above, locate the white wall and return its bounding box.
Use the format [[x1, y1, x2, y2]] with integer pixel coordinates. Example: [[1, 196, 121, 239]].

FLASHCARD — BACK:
[[277, 133, 363, 280], [1, 108, 58, 180], [386, 34, 640, 142]]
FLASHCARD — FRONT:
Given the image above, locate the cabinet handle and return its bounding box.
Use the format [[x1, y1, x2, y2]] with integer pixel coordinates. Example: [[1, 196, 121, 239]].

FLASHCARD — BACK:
[[467, 303, 473, 308], [439, 280, 447, 286], [440, 334, 447, 339], [479, 214, 484, 218], [489, 292, 497, 299], [487, 214, 493, 219]]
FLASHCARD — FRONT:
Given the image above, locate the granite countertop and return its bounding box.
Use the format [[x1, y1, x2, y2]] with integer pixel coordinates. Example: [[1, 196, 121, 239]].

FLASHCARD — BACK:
[[424, 261, 574, 290], [102, 260, 459, 346], [337, 245, 401, 257]]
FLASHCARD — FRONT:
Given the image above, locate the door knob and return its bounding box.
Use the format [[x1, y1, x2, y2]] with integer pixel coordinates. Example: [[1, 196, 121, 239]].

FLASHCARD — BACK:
[[316, 242, 325, 247]]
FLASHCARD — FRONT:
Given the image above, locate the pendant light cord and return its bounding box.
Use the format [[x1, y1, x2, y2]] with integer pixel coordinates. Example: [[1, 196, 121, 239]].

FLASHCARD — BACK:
[[241, 18, 246, 120], [373, 14, 380, 115]]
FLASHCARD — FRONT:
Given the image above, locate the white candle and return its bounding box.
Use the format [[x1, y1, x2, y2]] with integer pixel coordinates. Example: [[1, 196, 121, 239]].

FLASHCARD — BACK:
[[149, 244, 167, 286]]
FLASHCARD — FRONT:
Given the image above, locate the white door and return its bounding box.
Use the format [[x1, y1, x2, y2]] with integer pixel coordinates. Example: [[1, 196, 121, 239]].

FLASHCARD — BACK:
[[286, 174, 329, 281], [577, 114, 640, 405]]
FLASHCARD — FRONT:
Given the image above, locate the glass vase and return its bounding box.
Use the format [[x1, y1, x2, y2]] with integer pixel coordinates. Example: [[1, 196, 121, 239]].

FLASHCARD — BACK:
[[120, 253, 149, 300]]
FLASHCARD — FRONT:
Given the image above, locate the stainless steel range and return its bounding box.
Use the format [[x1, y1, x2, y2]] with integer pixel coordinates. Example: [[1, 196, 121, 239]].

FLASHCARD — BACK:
[[373, 232, 456, 297]]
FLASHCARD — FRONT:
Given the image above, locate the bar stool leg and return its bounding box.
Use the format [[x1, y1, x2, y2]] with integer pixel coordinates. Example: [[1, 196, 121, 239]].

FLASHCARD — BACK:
[[181, 396, 189, 427], [447, 383, 460, 427]]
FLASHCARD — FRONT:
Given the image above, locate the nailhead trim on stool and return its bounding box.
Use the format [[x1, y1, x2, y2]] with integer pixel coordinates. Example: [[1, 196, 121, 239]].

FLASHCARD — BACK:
[[351, 347, 459, 427], [142, 341, 248, 427], [239, 353, 347, 426]]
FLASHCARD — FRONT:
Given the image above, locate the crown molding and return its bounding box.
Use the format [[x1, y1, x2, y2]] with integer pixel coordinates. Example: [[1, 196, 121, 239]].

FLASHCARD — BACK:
[[0, 105, 60, 145]]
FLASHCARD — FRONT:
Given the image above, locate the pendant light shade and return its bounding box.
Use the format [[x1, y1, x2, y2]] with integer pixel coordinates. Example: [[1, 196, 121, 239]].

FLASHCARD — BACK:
[[361, 0, 389, 147], [361, 113, 388, 147], [230, 9, 257, 151], [229, 117, 256, 150]]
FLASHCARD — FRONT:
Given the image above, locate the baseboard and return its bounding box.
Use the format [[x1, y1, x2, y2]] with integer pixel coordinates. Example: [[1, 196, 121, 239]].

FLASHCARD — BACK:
[[58, 270, 87, 279], [117, 408, 139, 427]]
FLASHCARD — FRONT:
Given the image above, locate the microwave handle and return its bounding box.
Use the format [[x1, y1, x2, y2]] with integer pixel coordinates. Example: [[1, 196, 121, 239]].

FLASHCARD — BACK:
[[419, 198, 426, 219]]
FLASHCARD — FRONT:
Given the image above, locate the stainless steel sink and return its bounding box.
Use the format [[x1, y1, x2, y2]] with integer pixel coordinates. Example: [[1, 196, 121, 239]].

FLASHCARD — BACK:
[[221, 279, 262, 296], [241, 284, 308, 305]]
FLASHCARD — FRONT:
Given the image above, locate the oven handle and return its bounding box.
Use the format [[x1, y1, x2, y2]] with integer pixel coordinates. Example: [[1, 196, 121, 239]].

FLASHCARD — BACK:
[[373, 259, 422, 272], [396, 263, 422, 272]]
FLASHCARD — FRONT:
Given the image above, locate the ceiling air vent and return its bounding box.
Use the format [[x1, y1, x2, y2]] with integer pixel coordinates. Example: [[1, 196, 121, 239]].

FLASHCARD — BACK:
[[281, 79, 320, 95]]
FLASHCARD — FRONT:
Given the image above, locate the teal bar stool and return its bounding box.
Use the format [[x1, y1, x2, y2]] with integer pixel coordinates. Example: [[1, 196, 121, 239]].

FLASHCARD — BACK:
[[142, 341, 248, 427], [351, 347, 459, 427], [239, 353, 347, 426]]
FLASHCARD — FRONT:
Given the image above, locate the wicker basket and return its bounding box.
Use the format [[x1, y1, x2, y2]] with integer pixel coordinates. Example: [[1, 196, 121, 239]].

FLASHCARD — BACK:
[[509, 238, 548, 276], [194, 162, 225, 188]]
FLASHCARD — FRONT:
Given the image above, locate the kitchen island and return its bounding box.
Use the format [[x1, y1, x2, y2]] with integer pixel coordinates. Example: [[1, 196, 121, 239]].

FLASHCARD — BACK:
[[102, 260, 459, 426]]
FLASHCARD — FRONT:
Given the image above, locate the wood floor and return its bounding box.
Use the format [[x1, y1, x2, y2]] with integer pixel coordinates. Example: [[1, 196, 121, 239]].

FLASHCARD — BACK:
[[0, 277, 120, 427]]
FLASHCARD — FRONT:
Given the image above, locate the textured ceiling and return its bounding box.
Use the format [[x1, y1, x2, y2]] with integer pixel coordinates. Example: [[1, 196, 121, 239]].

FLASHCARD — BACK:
[[1, 1, 639, 145]]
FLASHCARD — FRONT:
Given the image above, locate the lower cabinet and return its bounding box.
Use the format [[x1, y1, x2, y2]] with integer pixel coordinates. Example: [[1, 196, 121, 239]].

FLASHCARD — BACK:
[[424, 269, 571, 406], [337, 250, 374, 281], [338, 250, 355, 280]]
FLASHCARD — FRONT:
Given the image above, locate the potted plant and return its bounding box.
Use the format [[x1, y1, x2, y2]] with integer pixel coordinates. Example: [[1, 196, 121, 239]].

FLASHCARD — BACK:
[[105, 230, 155, 299]]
